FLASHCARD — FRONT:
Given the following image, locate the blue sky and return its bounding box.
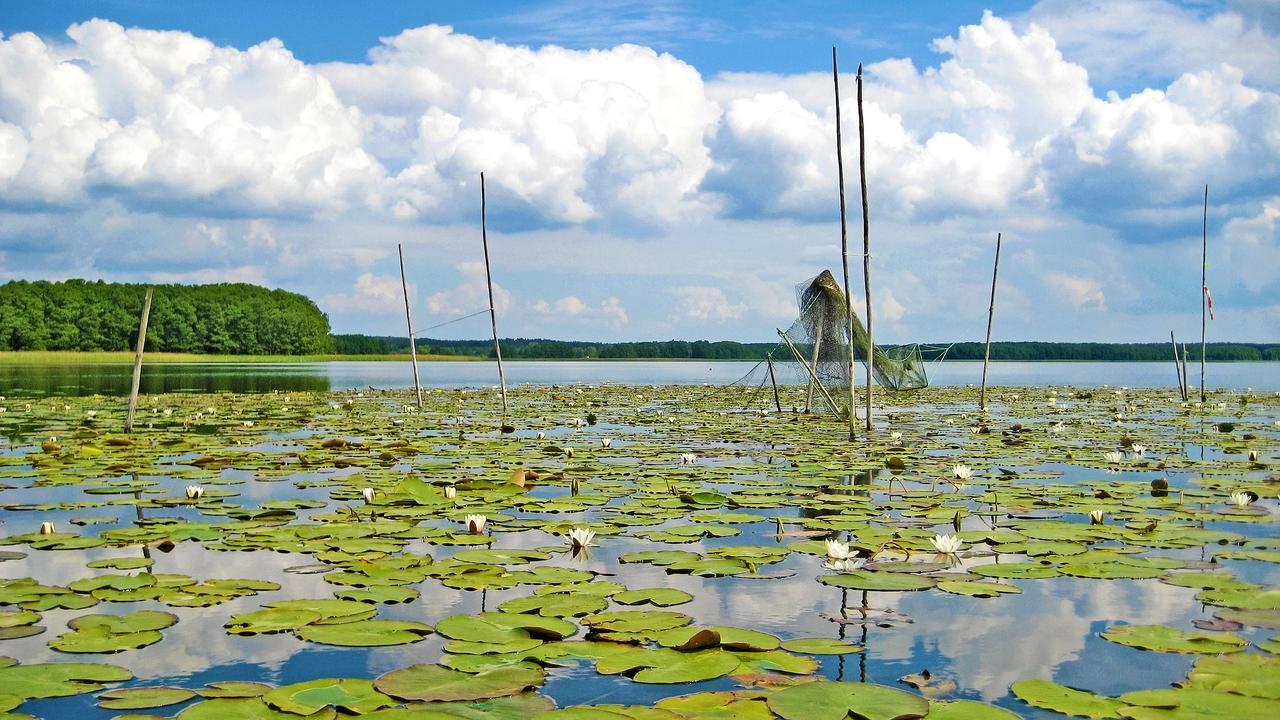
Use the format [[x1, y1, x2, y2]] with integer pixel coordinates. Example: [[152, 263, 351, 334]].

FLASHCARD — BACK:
[[0, 1, 1277, 343]]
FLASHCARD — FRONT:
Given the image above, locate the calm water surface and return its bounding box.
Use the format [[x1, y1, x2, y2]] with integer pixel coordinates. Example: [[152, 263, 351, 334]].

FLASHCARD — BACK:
[[0, 360, 1275, 396]]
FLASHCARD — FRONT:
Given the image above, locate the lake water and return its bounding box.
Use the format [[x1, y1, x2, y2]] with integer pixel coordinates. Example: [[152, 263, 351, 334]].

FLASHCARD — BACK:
[[0, 379, 1276, 719], [0, 359, 1275, 396]]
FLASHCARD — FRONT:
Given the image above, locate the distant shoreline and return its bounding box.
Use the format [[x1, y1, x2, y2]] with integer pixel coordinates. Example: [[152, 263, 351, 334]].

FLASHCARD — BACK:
[[1, 351, 1276, 365]]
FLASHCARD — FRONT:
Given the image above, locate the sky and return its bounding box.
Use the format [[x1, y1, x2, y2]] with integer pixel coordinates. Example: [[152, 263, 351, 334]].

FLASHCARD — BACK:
[[0, 0, 1277, 344]]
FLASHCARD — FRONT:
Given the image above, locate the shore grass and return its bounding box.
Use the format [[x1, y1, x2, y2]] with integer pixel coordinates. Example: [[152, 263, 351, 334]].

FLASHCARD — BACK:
[[0, 351, 483, 364]]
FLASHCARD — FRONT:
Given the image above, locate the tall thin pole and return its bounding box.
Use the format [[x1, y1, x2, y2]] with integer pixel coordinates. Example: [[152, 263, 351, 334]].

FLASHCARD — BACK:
[[480, 173, 509, 416], [124, 287, 153, 433], [398, 243, 423, 408], [833, 48, 856, 440], [766, 353, 782, 413], [1199, 184, 1208, 403], [1181, 343, 1190, 400], [855, 62, 873, 433], [980, 233, 1002, 411], [1170, 330, 1186, 400]]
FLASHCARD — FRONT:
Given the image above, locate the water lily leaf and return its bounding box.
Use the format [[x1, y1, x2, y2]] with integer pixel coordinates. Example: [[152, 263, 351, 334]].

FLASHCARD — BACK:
[[197, 681, 272, 698], [1118, 688, 1280, 719], [176, 697, 335, 719], [263, 678, 394, 715], [927, 699, 1024, 719], [595, 647, 741, 684], [1196, 586, 1280, 610], [1010, 679, 1123, 718], [819, 571, 937, 592], [97, 687, 196, 710], [0, 661, 132, 699], [68, 610, 177, 634], [766, 680, 929, 720], [780, 638, 863, 655], [374, 664, 545, 702], [582, 611, 692, 634], [1183, 653, 1280, 699], [1215, 608, 1280, 629], [262, 598, 378, 624], [612, 588, 693, 607], [226, 608, 322, 635], [1100, 624, 1246, 654], [1057, 563, 1164, 580], [499, 592, 608, 618], [971, 563, 1058, 579], [936, 581, 1022, 598], [296, 619, 432, 646]]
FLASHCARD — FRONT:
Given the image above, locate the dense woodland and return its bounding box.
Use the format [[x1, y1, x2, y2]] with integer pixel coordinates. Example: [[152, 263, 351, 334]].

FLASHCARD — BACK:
[[0, 280, 334, 354], [334, 335, 1280, 362]]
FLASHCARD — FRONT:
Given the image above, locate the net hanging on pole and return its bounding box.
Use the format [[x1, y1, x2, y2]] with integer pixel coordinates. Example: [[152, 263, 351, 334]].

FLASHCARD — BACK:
[[781, 270, 927, 414], [717, 269, 928, 415]]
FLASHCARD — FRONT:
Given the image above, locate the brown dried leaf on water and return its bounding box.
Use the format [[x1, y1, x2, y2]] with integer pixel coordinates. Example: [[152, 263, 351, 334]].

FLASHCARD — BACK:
[[1193, 618, 1244, 632], [900, 669, 957, 697], [821, 608, 913, 627]]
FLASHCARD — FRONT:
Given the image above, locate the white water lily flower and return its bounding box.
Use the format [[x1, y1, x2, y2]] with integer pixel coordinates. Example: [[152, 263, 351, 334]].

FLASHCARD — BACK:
[[930, 534, 963, 555], [185, 485, 204, 500], [566, 527, 596, 549], [466, 514, 487, 533], [443, 485, 457, 500], [1088, 509, 1105, 525], [536, 431, 546, 440], [86, 410, 97, 417], [601, 439, 612, 448], [564, 447, 575, 458], [825, 538, 852, 560], [890, 431, 903, 443], [360, 488, 375, 503], [680, 453, 697, 465], [39, 521, 55, 535], [1103, 451, 1124, 464], [242, 420, 254, 427], [823, 557, 866, 572], [1131, 444, 1146, 456], [1229, 492, 1253, 507], [952, 465, 973, 481], [1248, 450, 1259, 462], [667, 416, 677, 423], [1050, 422, 1066, 434]]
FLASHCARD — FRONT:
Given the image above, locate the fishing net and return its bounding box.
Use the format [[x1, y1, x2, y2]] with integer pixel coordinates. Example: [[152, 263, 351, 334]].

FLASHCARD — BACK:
[[706, 269, 929, 416]]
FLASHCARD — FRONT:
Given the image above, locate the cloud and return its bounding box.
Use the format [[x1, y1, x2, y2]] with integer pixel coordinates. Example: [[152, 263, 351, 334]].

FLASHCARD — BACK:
[[668, 286, 747, 321], [0, 21, 382, 213], [319, 24, 720, 230], [425, 261, 511, 316], [322, 272, 411, 314], [1220, 196, 1280, 295], [1025, 0, 1280, 91], [530, 295, 629, 326], [1046, 271, 1107, 310]]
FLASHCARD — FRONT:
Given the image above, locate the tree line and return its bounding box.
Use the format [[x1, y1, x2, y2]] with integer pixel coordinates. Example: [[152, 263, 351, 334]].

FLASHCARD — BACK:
[[0, 280, 334, 354], [333, 335, 1280, 362]]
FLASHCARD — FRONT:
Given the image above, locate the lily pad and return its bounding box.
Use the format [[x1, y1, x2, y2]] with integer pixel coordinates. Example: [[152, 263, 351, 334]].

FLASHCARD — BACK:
[[767, 680, 930, 720], [1100, 624, 1247, 654], [374, 664, 545, 702]]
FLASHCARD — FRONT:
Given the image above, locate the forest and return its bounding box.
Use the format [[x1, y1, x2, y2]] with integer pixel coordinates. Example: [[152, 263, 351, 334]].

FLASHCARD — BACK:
[[0, 280, 334, 354], [333, 335, 1280, 362]]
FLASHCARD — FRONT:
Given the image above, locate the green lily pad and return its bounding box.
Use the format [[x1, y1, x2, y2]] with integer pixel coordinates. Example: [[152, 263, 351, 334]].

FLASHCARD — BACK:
[[819, 571, 938, 592], [611, 588, 694, 607], [766, 680, 930, 720], [1118, 688, 1280, 719], [0, 661, 132, 699], [927, 699, 1024, 719], [296, 619, 432, 647], [1100, 624, 1247, 654], [936, 581, 1022, 598], [176, 697, 332, 719], [374, 664, 545, 702], [97, 687, 196, 710], [263, 678, 394, 715], [1010, 679, 1123, 718], [780, 638, 864, 655]]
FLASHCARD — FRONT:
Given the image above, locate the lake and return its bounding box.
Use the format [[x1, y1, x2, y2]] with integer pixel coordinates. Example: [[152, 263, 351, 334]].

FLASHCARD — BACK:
[[0, 359, 1275, 396], [0, 380, 1275, 719]]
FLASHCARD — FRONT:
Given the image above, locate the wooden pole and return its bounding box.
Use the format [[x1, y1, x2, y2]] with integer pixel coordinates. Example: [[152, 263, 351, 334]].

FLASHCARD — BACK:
[[480, 173, 509, 416], [832, 48, 857, 438], [780, 329, 840, 416], [766, 352, 782, 413], [1170, 330, 1186, 400], [855, 61, 874, 433], [124, 287, 152, 433], [1181, 343, 1190, 400], [1199, 184, 1208, 403], [979, 233, 1002, 411], [398, 243, 423, 408]]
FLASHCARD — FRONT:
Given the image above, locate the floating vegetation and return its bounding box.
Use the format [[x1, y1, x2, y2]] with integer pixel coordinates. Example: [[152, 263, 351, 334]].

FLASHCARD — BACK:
[[0, 382, 1275, 718]]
